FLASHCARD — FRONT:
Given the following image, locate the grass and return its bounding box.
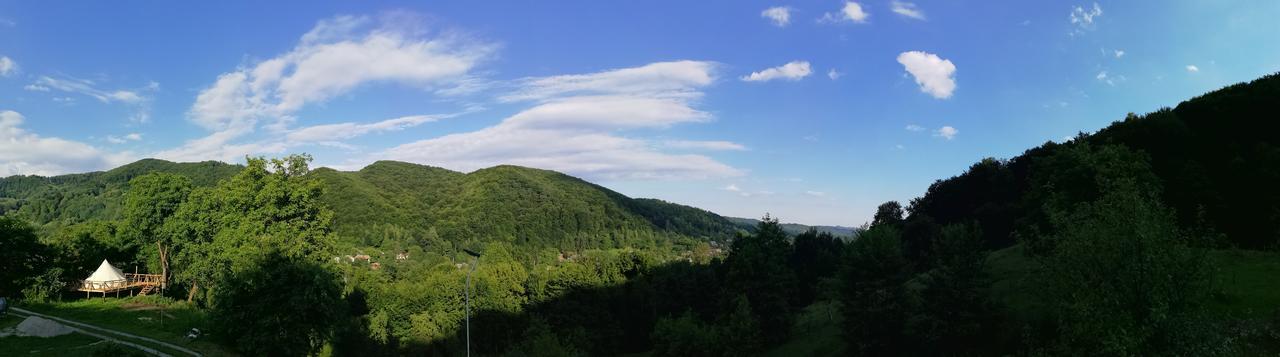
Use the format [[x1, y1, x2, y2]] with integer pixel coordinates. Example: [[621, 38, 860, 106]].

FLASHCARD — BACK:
[[1, 313, 108, 356], [1207, 249, 1280, 318], [18, 295, 235, 356], [765, 301, 845, 356]]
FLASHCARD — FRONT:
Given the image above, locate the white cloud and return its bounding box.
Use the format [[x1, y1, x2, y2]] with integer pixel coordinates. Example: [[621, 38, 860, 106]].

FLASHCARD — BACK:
[[0, 56, 16, 76], [32, 75, 154, 123], [905, 124, 925, 132], [1114, 49, 1125, 58], [890, 1, 926, 20], [165, 13, 495, 162], [34, 76, 147, 104], [897, 51, 956, 99], [0, 110, 133, 176], [663, 140, 747, 151], [820, 2, 869, 24], [741, 61, 812, 82], [1186, 65, 1200, 73], [1070, 3, 1103, 31], [761, 6, 792, 27], [804, 190, 827, 197], [284, 114, 446, 143], [934, 126, 958, 140], [502, 60, 714, 102], [106, 133, 143, 144], [724, 184, 741, 192], [827, 69, 842, 80], [1096, 71, 1113, 85], [370, 60, 743, 180]]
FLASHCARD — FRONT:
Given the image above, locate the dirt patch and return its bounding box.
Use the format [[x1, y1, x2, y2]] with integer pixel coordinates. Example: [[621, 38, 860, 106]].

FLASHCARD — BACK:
[[120, 302, 162, 311]]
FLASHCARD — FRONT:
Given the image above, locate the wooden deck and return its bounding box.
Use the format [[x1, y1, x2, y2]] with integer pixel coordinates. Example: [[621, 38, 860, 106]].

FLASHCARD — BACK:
[[78, 274, 165, 297]]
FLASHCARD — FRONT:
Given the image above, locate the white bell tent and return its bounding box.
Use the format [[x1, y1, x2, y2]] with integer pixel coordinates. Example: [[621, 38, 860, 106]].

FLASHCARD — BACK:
[[82, 259, 127, 291]]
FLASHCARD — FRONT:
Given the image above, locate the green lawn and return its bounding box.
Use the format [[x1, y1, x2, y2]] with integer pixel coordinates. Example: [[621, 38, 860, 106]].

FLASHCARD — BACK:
[[2, 313, 108, 356], [18, 295, 234, 356], [1208, 249, 1280, 318]]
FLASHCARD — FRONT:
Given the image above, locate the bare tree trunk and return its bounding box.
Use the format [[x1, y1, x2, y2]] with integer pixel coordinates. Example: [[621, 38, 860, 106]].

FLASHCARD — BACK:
[[187, 282, 198, 302], [156, 242, 169, 290]]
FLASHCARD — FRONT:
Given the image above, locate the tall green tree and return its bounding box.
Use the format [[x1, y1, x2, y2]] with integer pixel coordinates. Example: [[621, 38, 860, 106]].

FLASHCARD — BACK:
[[0, 216, 46, 298], [724, 215, 796, 346], [210, 251, 344, 356], [120, 172, 192, 277], [840, 225, 913, 356], [165, 154, 336, 301]]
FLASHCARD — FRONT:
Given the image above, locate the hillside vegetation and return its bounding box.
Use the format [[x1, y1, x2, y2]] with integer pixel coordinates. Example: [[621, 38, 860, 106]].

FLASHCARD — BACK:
[[1, 159, 742, 257]]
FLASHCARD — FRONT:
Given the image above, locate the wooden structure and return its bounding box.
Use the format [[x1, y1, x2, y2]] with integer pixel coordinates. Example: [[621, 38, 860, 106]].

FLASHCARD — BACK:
[[77, 260, 166, 298], [78, 273, 166, 298]]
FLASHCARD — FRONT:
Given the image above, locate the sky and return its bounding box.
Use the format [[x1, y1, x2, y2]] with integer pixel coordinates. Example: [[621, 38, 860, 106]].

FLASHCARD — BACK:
[[1, 1, 1278, 226]]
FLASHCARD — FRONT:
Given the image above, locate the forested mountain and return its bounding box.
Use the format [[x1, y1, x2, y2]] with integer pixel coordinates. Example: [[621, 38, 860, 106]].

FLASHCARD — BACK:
[[0, 159, 742, 252], [906, 72, 1280, 250], [310, 161, 741, 252], [0, 159, 241, 227]]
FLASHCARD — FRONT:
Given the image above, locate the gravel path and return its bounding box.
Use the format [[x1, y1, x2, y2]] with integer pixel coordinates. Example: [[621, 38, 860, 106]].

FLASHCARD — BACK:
[[10, 307, 202, 357]]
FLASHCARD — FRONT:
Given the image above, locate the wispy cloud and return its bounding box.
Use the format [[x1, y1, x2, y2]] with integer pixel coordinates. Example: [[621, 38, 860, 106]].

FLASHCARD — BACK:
[[934, 126, 958, 140], [761, 6, 792, 27], [1185, 65, 1200, 73], [890, 1, 926, 20], [819, 2, 869, 24], [742, 61, 812, 82], [663, 140, 748, 151], [0, 56, 16, 77], [905, 124, 925, 132], [371, 60, 743, 180], [161, 12, 495, 162]]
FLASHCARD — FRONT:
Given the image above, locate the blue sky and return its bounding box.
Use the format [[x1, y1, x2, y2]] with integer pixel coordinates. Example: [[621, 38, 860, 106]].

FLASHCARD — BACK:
[[1, 1, 1278, 226]]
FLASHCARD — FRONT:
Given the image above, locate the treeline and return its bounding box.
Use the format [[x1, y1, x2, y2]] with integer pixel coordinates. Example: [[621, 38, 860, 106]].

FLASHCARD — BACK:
[[908, 72, 1280, 251]]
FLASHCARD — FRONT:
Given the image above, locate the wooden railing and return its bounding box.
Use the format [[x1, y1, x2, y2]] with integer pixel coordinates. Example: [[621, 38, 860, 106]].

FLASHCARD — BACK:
[[78, 274, 165, 292], [126, 273, 164, 286]]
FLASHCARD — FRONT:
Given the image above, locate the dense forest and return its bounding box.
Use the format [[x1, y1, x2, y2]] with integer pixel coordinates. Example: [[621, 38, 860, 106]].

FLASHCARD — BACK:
[[2, 73, 1280, 355]]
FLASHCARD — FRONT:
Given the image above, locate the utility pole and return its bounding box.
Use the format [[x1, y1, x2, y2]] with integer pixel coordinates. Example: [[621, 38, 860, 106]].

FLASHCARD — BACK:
[[463, 248, 482, 357]]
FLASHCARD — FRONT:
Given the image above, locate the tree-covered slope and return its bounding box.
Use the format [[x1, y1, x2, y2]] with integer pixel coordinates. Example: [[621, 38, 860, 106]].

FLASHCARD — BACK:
[[311, 162, 741, 251], [906, 72, 1280, 249], [0, 159, 241, 228], [2, 159, 741, 250]]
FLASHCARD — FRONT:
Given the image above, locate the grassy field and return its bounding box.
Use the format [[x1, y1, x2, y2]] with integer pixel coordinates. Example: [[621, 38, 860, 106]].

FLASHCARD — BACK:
[[1, 313, 109, 356], [17, 295, 234, 356]]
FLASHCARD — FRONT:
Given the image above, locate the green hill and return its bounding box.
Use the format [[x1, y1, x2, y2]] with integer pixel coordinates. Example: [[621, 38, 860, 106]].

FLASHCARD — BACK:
[[0, 159, 741, 251]]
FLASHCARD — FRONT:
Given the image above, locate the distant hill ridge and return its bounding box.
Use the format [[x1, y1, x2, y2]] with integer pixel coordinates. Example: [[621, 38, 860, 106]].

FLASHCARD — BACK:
[[0, 159, 750, 250]]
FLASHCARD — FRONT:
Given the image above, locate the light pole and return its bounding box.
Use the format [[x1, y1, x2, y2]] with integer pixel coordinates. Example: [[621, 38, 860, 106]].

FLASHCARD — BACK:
[[463, 248, 482, 357]]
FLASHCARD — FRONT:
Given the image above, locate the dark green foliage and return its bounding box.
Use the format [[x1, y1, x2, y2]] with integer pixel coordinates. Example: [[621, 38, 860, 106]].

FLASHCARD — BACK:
[[905, 72, 1280, 250], [210, 251, 344, 356], [839, 225, 913, 355], [871, 201, 905, 228], [725, 216, 796, 346], [790, 228, 843, 306], [651, 311, 721, 357], [909, 224, 993, 355], [0, 216, 47, 297], [1031, 149, 1219, 355]]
